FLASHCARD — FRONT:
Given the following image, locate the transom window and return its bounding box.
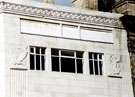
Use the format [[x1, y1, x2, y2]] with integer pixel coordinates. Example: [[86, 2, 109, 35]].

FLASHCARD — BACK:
[[51, 49, 84, 73], [89, 53, 103, 75], [30, 47, 46, 70]]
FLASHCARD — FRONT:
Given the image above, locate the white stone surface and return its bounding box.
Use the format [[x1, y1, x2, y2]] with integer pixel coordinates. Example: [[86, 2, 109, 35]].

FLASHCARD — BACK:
[[0, 14, 5, 97], [0, 0, 133, 97]]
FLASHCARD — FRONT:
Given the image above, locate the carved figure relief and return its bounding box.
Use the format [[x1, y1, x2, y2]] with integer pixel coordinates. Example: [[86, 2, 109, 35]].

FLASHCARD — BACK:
[[10, 46, 28, 70], [109, 55, 122, 75], [14, 47, 28, 65]]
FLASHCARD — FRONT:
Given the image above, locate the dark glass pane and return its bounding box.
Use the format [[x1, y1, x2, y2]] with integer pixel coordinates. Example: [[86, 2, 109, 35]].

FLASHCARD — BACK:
[[94, 53, 98, 59], [61, 58, 75, 73], [30, 54, 35, 70], [99, 54, 102, 60], [76, 52, 83, 58], [77, 59, 83, 73], [99, 61, 103, 75], [89, 53, 92, 59], [61, 50, 74, 57], [30, 48, 34, 53], [36, 55, 40, 70], [41, 48, 45, 54], [89, 60, 93, 74], [51, 49, 59, 55], [36, 47, 40, 54], [94, 61, 98, 75], [41, 56, 45, 70], [52, 57, 59, 71]]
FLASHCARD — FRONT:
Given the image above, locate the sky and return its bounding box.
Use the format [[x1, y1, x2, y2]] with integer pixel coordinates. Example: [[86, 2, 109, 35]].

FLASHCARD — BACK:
[[33, 0, 72, 7]]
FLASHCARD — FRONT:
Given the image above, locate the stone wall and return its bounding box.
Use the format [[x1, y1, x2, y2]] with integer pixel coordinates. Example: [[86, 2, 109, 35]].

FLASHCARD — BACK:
[[113, 1, 135, 15], [0, 0, 134, 97], [72, 0, 98, 10]]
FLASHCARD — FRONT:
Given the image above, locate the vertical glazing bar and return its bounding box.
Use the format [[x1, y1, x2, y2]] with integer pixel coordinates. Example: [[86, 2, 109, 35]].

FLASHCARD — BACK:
[[75, 52, 77, 73], [34, 47, 36, 70], [40, 48, 42, 70], [59, 50, 61, 72], [92, 53, 95, 75], [97, 54, 100, 75]]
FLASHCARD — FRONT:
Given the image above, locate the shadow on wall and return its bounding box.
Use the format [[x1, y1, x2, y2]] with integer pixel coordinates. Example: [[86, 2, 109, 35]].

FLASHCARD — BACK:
[[120, 15, 135, 33], [98, 0, 115, 12], [120, 15, 135, 96]]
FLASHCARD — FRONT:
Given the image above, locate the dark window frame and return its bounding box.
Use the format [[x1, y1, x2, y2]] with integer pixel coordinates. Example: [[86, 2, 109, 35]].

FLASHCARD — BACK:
[[30, 47, 46, 70], [89, 52, 103, 75], [51, 49, 84, 74]]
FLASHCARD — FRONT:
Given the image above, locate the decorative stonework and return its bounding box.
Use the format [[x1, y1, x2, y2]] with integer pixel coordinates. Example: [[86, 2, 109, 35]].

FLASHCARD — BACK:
[[109, 55, 122, 77], [0, 2, 123, 27], [10, 47, 28, 70]]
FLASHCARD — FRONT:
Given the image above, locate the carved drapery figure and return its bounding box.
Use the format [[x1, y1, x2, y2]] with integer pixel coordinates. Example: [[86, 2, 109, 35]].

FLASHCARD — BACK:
[[12, 47, 28, 66], [109, 55, 122, 75]]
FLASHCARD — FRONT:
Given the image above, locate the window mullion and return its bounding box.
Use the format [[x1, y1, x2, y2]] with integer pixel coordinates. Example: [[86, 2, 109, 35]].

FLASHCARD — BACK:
[[40, 48, 42, 70], [59, 50, 61, 72], [75, 52, 77, 73], [97, 54, 100, 75], [34, 47, 36, 70], [92, 54, 95, 75]]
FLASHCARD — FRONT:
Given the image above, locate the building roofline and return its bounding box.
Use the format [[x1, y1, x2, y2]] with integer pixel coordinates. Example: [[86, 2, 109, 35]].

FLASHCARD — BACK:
[[0, 0, 123, 28]]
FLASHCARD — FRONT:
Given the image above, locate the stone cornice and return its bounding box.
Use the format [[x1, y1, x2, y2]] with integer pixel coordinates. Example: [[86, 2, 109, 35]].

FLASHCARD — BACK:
[[0, 2, 123, 28]]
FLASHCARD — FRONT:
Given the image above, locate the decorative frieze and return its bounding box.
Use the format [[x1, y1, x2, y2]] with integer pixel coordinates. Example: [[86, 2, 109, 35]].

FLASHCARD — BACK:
[[0, 2, 123, 27]]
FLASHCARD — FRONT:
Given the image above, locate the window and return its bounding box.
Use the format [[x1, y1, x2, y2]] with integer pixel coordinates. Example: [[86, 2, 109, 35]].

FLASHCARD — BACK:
[[89, 53, 103, 75], [51, 49, 83, 73], [30, 47, 46, 70]]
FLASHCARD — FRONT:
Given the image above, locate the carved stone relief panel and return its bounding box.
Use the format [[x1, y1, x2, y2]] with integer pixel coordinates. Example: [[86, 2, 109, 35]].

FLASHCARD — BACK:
[[9, 45, 28, 70], [108, 54, 122, 77]]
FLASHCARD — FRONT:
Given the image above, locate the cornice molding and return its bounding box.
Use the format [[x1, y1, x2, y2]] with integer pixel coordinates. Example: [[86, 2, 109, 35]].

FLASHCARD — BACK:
[[0, 2, 123, 28]]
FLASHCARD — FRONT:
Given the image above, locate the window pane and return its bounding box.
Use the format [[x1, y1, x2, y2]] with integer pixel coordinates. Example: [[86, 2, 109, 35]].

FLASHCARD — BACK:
[[94, 53, 98, 59], [99, 54, 102, 60], [30, 48, 34, 53], [94, 61, 98, 75], [30, 55, 35, 70], [89, 60, 93, 74], [36, 55, 40, 70], [51, 49, 59, 55], [76, 52, 83, 58], [89, 53, 92, 59], [77, 59, 83, 73], [41, 56, 45, 70], [52, 57, 59, 71], [36, 47, 40, 54], [61, 50, 74, 57], [99, 61, 103, 75], [61, 58, 75, 73], [41, 48, 45, 54]]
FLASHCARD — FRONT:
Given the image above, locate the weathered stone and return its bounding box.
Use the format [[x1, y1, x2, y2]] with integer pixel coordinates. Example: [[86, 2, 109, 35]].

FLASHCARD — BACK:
[[43, 0, 54, 4], [72, 0, 98, 10]]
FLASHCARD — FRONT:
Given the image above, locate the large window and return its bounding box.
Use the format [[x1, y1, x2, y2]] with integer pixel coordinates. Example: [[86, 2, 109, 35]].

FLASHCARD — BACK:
[[30, 47, 46, 70], [51, 49, 84, 73], [89, 53, 103, 75]]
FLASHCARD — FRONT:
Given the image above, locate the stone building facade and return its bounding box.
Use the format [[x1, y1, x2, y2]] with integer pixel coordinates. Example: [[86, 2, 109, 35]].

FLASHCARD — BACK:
[[0, 0, 134, 97], [113, 0, 135, 15], [72, 0, 98, 10]]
